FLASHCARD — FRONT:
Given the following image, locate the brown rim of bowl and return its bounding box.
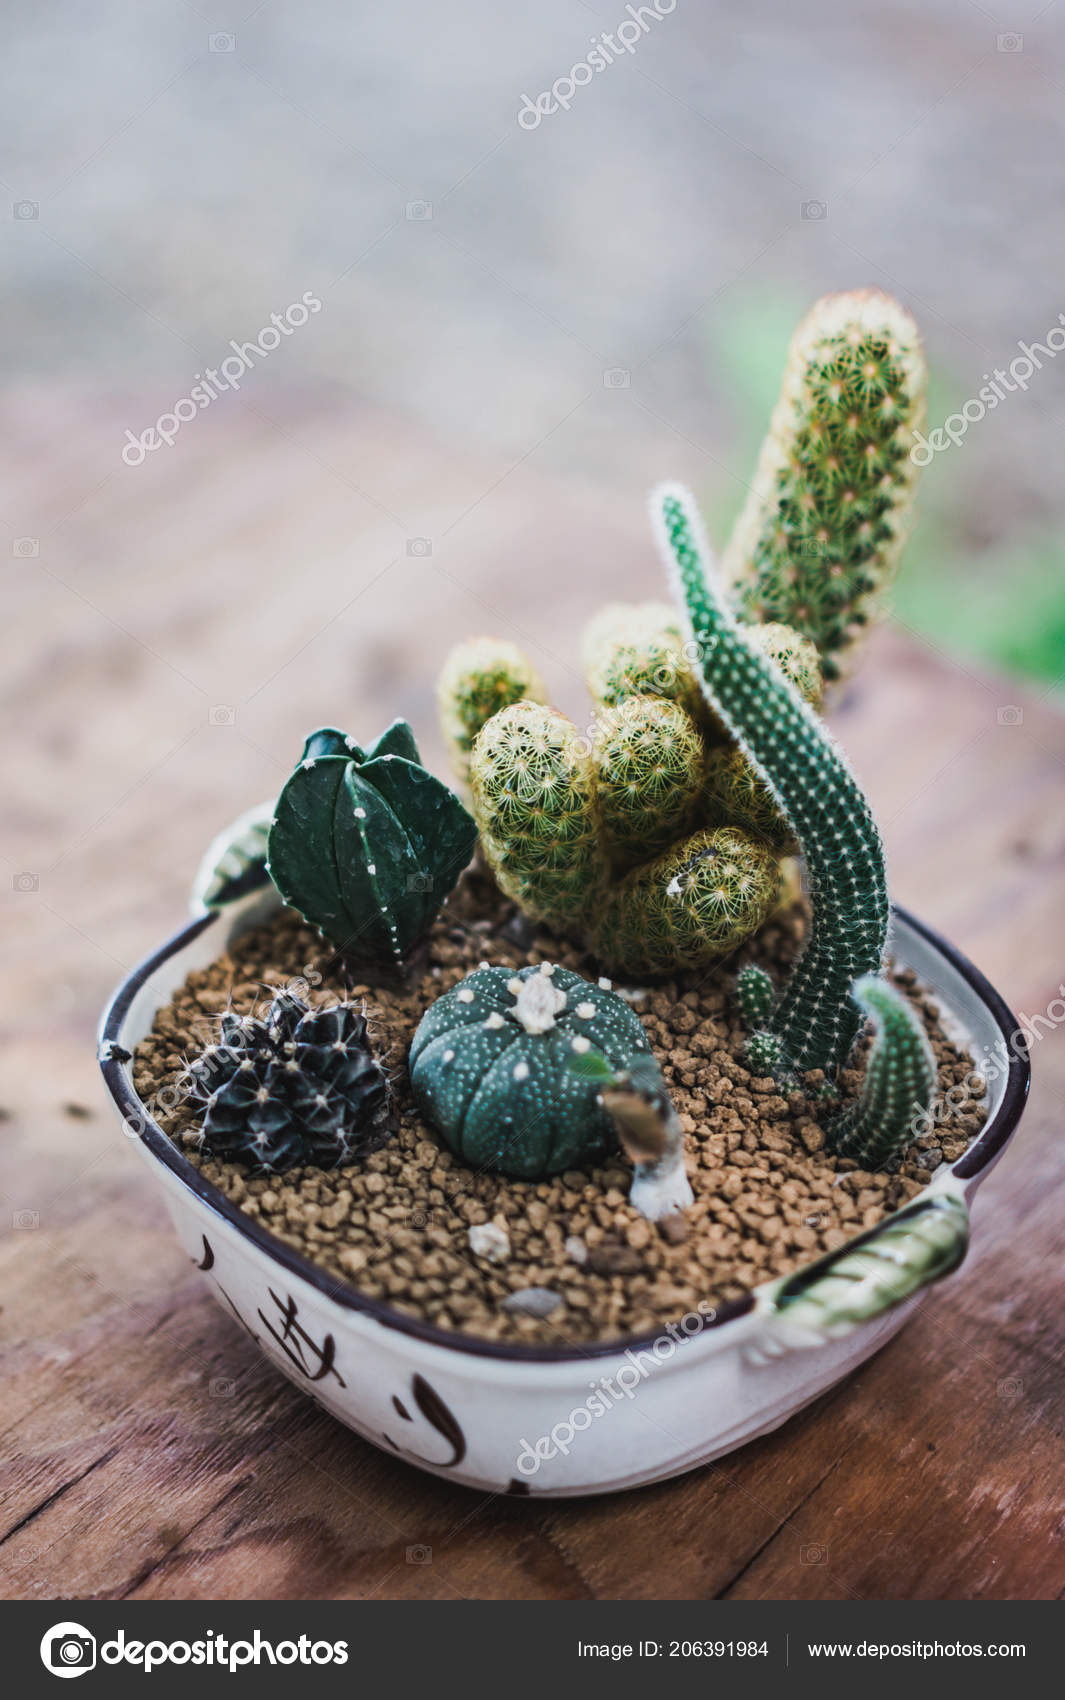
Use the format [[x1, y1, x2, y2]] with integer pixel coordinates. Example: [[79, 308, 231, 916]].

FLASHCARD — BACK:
[[98, 904, 1030, 1365]]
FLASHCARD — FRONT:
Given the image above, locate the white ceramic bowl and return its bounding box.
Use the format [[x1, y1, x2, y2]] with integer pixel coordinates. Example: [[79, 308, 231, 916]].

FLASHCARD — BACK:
[[99, 890, 1028, 1497]]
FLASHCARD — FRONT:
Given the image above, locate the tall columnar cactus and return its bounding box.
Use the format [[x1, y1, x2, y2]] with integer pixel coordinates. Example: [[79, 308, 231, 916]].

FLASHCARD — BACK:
[[436, 636, 547, 788], [829, 976, 937, 1169], [655, 483, 889, 1074], [723, 289, 927, 682]]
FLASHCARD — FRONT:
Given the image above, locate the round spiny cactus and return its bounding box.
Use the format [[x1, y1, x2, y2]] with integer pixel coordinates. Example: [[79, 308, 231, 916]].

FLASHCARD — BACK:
[[594, 694, 705, 866], [582, 600, 704, 723], [186, 991, 392, 1173], [593, 826, 780, 977], [723, 289, 927, 682], [437, 636, 547, 787], [469, 701, 607, 929]]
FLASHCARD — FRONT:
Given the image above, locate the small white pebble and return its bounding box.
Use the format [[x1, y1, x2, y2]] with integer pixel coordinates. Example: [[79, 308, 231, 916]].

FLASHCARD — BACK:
[[571, 1035, 591, 1054], [540, 962, 555, 976], [479, 960, 490, 970], [507, 977, 522, 995], [576, 1002, 596, 1019], [598, 976, 612, 991], [485, 1012, 505, 1029], [457, 988, 475, 1004], [564, 1235, 587, 1266], [513, 1060, 530, 1081], [469, 1221, 510, 1263], [502, 1287, 561, 1319]]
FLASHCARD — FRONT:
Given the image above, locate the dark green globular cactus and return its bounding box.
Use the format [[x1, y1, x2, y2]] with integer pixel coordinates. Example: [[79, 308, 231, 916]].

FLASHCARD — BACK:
[[186, 991, 393, 1172], [408, 962, 660, 1180], [829, 975, 937, 1169], [267, 721, 477, 970], [656, 482, 889, 1076]]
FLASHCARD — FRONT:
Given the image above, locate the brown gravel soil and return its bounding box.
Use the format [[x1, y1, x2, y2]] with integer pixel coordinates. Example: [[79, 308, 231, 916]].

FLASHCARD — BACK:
[[133, 872, 987, 1347]]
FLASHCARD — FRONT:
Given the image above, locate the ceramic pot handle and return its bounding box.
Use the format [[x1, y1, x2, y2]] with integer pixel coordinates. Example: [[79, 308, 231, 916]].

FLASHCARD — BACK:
[[190, 800, 275, 912], [748, 1189, 969, 1360]]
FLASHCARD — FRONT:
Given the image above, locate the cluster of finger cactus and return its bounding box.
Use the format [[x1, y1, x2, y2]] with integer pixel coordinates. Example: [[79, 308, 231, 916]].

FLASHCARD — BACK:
[[723, 288, 926, 683], [657, 481, 889, 1074], [186, 991, 393, 1172]]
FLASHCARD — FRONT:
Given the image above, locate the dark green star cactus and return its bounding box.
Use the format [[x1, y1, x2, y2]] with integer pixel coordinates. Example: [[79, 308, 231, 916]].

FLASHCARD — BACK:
[[829, 975, 937, 1169], [267, 720, 477, 971], [723, 289, 927, 683], [656, 482, 889, 1074], [187, 991, 392, 1172]]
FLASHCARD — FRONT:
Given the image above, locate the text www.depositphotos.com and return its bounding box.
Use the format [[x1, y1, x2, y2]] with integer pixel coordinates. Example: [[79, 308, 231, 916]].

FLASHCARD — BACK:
[[120, 292, 322, 465]]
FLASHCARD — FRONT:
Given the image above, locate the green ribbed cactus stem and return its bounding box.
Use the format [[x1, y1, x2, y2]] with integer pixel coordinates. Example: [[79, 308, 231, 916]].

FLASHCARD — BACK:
[[829, 976, 937, 1169], [594, 694, 705, 867], [581, 601, 704, 723], [469, 701, 608, 930], [723, 289, 927, 683], [746, 1030, 785, 1077], [737, 964, 775, 1029], [592, 826, 780, 977], [655, 482, 889, 1074], [437, 636, 547, 788]]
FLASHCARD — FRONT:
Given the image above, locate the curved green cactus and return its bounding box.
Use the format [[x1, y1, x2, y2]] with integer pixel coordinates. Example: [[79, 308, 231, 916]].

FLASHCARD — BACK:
[[724, 289, 927, 682], [437, 636, 547, 788], [408, 962, 658, 1179], [594, 694, 705, 866], [593, 826, 780, 977], [470, 701, 608, 930], [268, 721, 477, 970], [655, 482, 889, 1074], [829, 975, 937, 1169]]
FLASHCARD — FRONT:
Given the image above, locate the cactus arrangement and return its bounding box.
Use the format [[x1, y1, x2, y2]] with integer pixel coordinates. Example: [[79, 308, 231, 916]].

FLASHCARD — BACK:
[[186, 991, 392, 1172], [268, 720, 477, 971], [723, 289, 926, 684]]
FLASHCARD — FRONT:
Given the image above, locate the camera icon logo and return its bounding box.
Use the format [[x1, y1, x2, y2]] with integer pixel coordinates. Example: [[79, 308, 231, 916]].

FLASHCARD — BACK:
[[406, 1544, 432, 1564], [13, 871, 39, 893], [13, 200, 39, 220], [406, 872, 433, 893], [13, 1209, 40, 1230], [406, 200, 433, 220], [997, 32, 1023, 52], [40, 1622, 96, 1678], [209, 704, 236, 726], [801, 200, 828, 221], [997, 704, 1023, 727], [602, 367, 630, 389], [406, 537, 433, 557], [209, 32, 236, 52], [800, 1544, 827, 1565], [13, 537, 39, 557]]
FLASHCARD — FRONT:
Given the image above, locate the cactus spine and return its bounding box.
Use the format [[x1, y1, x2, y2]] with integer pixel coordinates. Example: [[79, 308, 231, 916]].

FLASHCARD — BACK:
[[829, 976, 936, 1169], [723, 289, 927, 682], [655, 482, 889, 1074]]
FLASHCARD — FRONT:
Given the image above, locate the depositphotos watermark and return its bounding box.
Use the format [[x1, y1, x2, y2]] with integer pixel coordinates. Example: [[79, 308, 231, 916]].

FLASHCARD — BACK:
[[515, 1299, 716, 1475], [910, 312, 1065, 465], [40, 1622, 348, 1677], [517, 1, 678, 129], [121, 292, 322, 465]]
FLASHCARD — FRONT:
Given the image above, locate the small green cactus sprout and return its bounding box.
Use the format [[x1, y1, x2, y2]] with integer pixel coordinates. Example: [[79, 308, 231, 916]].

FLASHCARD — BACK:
[[656, 482, 889, 1074], [437, 636, 547, 787], [187, 991, 392, 1172], [594, 694, 705, 865], [737, 963, 775, 1029], [470, 701, 608, 929], [268, 721, 477, 970], [582, 600, 703, 721], [723, 289, 927, 682], [745, 1029, 785, 1078], [592, 826, 780, 977], [829, 975, 937, 1169]]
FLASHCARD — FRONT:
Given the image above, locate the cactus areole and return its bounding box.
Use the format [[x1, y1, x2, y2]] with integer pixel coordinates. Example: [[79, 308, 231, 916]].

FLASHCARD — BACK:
[[267, 720, 477, 970], [408, 963, 662, 1179]]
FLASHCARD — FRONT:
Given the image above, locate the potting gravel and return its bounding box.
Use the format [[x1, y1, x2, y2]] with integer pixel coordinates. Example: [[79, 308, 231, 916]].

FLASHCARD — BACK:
[[133, 873, 988, 1346]]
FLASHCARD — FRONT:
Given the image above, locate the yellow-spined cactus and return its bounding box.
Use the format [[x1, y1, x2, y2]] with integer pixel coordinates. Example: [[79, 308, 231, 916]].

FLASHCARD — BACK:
[[581, 601, 704, 722], [594, 695, 705, 866], [436, 636, 546, 786], [469, 701, 607, 929]]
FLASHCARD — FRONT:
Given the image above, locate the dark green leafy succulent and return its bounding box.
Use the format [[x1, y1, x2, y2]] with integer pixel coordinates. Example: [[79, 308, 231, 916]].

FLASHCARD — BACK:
[[187, 990, 392, 1172], [267, 720, 477, 970]]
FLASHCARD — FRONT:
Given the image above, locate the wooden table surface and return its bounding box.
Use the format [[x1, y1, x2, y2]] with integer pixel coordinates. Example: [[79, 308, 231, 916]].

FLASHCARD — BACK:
[[3, 396, 1064, 1601]]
